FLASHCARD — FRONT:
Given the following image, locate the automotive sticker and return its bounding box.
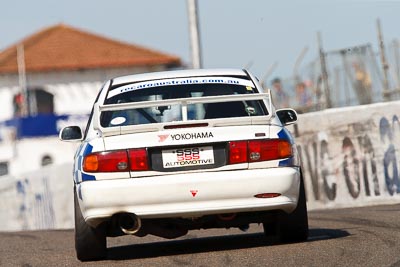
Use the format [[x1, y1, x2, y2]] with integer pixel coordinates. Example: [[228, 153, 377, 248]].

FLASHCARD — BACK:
[[107, 77, 255, 99], [162, 146, 214, 168]]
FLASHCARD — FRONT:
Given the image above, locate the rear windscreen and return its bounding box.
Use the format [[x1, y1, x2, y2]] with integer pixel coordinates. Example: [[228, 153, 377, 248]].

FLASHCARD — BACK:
[[101, 78, 267, 127]]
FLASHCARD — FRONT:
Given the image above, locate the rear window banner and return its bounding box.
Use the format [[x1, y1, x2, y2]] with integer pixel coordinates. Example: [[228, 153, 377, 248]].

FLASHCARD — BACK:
[[107, 77, 255, 99]]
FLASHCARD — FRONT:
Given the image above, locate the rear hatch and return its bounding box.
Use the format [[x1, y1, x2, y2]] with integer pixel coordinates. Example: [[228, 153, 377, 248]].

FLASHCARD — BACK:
[[95, 77, 274, 177]]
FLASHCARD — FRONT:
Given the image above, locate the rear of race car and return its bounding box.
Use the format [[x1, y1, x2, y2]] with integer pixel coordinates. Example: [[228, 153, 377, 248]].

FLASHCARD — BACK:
[[78, 123, 301, 222], [63, 69, 308, 261]]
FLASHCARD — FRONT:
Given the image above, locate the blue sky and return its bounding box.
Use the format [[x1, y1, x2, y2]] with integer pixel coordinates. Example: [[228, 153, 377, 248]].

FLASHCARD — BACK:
[[1, 0, 399, 82]]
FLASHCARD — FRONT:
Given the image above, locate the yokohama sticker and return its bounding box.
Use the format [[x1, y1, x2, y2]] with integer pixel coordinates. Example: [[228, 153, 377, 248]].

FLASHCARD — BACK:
[[158, 132, 214, 142], [171, 132, 214, 141]]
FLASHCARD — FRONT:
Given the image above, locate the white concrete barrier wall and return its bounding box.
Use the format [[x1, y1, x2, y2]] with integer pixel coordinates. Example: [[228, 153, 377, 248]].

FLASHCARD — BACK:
[[1, 101, 400, 231], [0, 163, 74, 231], [292, 100, 400, 210]]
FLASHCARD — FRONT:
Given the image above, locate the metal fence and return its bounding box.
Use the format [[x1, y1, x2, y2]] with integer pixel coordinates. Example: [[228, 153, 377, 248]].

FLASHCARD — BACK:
[[269, 40, 400, 113]]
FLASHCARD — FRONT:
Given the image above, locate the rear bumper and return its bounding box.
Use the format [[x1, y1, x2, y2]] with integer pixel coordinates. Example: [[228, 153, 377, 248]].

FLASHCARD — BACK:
[[77, 167, 300, 227]]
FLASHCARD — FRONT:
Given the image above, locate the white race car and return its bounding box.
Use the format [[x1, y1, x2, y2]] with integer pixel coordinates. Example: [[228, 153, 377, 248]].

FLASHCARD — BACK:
[[60, 68, 308, 261]]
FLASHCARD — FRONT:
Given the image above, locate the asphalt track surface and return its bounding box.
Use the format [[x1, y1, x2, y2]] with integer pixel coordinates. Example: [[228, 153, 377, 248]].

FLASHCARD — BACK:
[[1, 204, 400, 267]]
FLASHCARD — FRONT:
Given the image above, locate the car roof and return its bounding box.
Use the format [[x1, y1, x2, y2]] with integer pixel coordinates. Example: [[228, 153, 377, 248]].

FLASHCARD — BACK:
[[111, 68, 248, 86]]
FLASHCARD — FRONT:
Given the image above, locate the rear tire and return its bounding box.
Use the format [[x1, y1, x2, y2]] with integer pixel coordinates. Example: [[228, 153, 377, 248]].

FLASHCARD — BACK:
[[74, 186, 107, 261], [263, 170, 309, 243]]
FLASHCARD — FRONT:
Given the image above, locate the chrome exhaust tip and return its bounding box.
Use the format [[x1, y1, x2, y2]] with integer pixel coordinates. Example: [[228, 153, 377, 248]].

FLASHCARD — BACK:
[[118, 213, 141, 235]]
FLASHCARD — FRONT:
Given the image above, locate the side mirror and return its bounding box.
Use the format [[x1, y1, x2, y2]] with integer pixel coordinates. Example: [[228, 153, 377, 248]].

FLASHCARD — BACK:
[[59, 126, 83, 141], [276, 108, 298, 126]]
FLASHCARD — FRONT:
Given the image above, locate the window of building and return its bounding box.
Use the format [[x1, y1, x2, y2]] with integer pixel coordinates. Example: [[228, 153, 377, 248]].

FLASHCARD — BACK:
[[12, 88, 54, 117]]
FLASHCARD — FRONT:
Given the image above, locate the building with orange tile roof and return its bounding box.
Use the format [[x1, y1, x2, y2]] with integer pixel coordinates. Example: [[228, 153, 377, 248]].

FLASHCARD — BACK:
[[0, 24, 182, 177], [0, 23, 181, 74], [0, 24, 182, 120]]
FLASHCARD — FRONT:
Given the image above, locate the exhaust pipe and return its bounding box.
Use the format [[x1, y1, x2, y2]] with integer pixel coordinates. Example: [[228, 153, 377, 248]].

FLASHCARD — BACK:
[[118, 213, 141, 235]]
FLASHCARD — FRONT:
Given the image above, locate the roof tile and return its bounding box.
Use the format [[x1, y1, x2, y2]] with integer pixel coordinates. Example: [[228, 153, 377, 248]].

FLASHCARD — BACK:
[[0, 24, 181, 73]]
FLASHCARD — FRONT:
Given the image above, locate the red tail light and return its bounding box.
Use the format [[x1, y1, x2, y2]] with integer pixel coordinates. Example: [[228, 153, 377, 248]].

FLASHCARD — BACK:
[[228, 141, 248, 164], [83, 150, 129, 172], [83, 149, 149, 172], [228, 139, 292, 165], [128, 148, 149, 171], [248, 139, 292, 162]]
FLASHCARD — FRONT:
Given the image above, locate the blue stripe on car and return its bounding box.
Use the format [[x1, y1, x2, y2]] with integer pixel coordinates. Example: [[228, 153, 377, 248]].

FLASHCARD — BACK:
[[279, 158, 293, 166], [75, 143, 96, 182], [278, 129, 294, 167], [77, 156, 83, 171], [277, 128, 291, 141], [83, 143, 93, 156], [82, 173, 96, 181]]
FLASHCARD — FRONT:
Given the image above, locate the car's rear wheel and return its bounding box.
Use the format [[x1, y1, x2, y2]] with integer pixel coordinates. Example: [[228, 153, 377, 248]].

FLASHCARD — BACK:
[[74, 187, 107, 261], [263, 170, 309, 243]]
